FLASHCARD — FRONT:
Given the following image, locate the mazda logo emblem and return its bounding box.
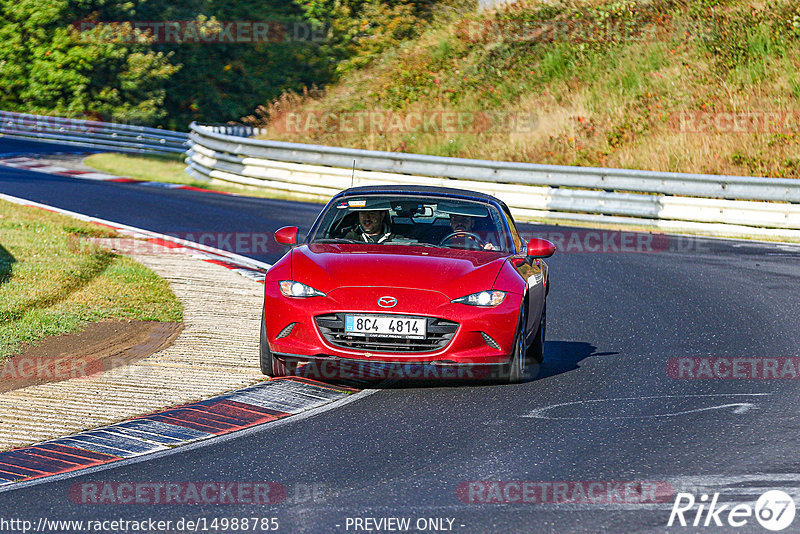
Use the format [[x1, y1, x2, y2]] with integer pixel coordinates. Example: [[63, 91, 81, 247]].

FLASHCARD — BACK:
[[378, 296, 397, 308]]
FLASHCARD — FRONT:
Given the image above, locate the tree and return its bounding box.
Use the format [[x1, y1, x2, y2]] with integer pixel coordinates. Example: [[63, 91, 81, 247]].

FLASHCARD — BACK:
[[0, 0, 178, 124], [129, 0, 337, 128], [295, 0, 435, 74], [0, 0, 436, 128]]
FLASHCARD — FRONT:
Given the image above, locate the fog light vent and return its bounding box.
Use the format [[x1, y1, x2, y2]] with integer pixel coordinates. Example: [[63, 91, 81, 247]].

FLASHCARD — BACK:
[[277, 323, 296, 339], [480, 332, 500, 350]]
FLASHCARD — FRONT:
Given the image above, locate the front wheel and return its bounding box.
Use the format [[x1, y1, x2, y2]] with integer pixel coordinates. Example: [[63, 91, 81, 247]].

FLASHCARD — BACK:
[[260, 311, 288, 377], [526, 302, 546, 364], [499, 307, 526, 384]]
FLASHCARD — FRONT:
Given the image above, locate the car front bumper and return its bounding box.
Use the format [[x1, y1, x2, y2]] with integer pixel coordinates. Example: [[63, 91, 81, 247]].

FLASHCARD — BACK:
[[264, 284, 522, 366]]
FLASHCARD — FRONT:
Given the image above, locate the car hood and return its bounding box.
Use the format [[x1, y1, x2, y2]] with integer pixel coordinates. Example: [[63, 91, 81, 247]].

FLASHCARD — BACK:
[[291, 244, 508, 300]]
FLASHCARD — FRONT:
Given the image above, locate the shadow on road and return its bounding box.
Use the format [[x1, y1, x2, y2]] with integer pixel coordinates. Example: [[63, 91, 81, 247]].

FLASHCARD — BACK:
[[535, 340, 618, 381], [288, 340, 617, 389], [0, 244, 15, 285]]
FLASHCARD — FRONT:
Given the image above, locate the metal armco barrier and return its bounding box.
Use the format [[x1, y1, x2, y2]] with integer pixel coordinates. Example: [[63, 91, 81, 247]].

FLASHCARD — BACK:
[[187, 122, 800, 239], [0, 110, 188, 154], [195, 124, 267, 137]]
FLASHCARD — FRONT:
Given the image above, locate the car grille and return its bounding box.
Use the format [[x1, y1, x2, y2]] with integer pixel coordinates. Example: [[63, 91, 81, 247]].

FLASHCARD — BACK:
[[315, 313, 458, 353]]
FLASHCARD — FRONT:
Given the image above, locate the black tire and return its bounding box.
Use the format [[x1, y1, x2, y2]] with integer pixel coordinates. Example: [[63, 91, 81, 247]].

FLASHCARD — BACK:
[[260, 312, 287, 377], [526, 302, 546, 364], [499, 306, 526, 384]]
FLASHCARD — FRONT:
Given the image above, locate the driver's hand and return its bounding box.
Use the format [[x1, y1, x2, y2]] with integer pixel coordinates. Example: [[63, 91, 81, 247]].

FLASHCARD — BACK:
[[483, 243, 496, 250]]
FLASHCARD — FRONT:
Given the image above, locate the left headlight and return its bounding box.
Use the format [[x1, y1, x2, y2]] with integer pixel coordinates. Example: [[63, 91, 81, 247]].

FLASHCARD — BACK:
[[452, 290, 506, 307], [279, 280, 326, 297]]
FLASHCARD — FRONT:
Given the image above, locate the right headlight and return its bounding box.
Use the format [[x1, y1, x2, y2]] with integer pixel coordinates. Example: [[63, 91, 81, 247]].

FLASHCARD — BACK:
[[452, 290, 506, 307], [279, 280, 326, 297]]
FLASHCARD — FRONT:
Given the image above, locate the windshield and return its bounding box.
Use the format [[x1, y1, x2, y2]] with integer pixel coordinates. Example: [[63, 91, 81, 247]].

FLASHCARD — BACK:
[[308, 194, 510, 252]]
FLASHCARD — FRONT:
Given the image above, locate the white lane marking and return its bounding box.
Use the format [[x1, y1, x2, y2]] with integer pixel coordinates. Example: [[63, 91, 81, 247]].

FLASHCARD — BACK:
[[523, 393, 770, 420], [75, 172, 120, 180], [0, 158, 120, 180]]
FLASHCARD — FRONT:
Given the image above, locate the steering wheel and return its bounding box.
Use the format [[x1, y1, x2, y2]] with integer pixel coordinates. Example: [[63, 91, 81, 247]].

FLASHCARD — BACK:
[[439, 231, 486, 248]]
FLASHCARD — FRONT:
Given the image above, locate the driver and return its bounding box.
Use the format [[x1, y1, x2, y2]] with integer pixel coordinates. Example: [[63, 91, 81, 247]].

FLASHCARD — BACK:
[[343, 209, 396, 243], [448, 214, 496, 250]]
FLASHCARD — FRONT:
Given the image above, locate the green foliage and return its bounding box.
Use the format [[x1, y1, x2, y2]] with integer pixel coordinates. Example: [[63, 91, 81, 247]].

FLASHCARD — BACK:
[[249, 0, 800, 180], [0, 0, 178, 123], [0, 0, 451, 126], [132, 0, 337, 128], [791, 78, 800, 101], [294, 0, 436, 75], [361, 0, 674, 113], [0, 0, 338, 127], [694, 1, 800, 72]]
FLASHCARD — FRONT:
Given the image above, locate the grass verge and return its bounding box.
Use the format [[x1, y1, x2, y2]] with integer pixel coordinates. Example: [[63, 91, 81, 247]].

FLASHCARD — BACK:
[[0, 199, 183, 361], [85, 152, 191, 184], [249, 0, 800, 179]]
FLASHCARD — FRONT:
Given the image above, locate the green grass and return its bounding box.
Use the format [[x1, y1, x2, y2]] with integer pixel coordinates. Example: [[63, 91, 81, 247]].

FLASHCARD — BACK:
[[83, 153, 326, 203], [0, 200, 183, 360], [85, 152, 191, 184]]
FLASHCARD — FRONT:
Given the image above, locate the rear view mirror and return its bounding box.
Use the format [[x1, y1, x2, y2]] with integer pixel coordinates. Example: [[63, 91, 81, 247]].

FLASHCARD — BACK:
[[274, 226, 298, 246], [526, 238, 556, 258]]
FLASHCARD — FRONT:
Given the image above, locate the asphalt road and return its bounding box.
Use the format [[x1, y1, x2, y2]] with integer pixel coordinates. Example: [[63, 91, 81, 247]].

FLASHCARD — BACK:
[[2, 138, 800, 533], [0, 138, 321, 262]]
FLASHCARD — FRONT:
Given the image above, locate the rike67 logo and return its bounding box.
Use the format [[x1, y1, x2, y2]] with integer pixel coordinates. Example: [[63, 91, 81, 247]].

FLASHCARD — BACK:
[[668, 490, 796, 531]]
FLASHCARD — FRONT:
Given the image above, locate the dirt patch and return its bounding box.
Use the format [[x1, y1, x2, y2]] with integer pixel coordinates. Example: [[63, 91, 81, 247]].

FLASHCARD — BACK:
[[0, 320, 183, 393]]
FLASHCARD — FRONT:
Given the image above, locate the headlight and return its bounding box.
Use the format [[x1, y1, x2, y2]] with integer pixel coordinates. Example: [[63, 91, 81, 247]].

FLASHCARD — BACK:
[[279, 280, 326, 297], [452, 290, 506, 307]]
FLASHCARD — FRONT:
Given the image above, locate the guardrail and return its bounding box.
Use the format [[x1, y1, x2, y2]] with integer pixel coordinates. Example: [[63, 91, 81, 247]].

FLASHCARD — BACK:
[[185, 122, 800, 239], [194, 124, 267, 137], [0, 110, 188, 154]]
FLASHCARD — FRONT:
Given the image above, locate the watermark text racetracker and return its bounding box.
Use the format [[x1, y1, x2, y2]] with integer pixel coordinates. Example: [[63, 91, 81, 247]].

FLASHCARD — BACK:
[[672, 110, 800, 134], [292, 361, 496, 381], [269, 110, 538, 135], [68, 232, 281, 255], [68, 231, 710, 256], [71, 20, 326, 44], [520, 230, 710, 254], [70, 481, 327, 505], [0, 354, 199, 388], [668, 357, 800, 379], [70, 482, 285, 505], [0, 354, 102, 384], [457, 480, 674, 504]]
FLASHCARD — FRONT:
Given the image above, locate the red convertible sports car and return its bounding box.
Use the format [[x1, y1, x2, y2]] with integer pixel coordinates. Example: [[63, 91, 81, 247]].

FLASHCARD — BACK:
[[261, 185, 555, 383]]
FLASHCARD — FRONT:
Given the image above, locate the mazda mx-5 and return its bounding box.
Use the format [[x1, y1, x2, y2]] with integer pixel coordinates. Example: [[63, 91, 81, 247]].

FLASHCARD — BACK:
[[260, 185, 555, 383]]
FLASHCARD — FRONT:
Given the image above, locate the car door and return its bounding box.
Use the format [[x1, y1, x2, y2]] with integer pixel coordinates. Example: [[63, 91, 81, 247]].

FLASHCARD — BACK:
[[503, 207, 545, 339]]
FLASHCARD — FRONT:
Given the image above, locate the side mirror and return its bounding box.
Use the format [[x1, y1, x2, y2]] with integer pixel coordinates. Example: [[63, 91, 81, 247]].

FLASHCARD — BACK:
[[527, 238, 556, 258], [274, 226, 299, 246]]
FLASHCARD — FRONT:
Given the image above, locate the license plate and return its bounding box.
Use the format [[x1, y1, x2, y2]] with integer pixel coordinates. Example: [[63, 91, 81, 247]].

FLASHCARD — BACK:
[[344, 315, 426, 339]]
